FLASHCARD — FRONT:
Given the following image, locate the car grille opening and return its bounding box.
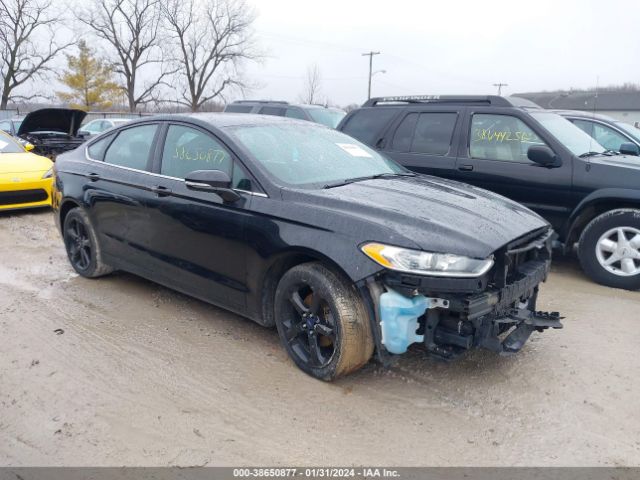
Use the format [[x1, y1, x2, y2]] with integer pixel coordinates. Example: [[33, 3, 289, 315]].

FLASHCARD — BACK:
[[0, 189, 48, 206], [492, 228, 552, 289]]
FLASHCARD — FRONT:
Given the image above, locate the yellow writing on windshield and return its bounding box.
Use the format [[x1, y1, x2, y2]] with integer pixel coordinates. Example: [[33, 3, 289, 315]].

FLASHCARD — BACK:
[[474, 128, 538, 143]]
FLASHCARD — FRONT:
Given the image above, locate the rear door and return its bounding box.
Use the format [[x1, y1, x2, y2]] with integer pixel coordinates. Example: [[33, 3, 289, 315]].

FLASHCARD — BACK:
[[83, 123, 161, 265], [381, 107, 462, 179], [140, 122, 258, 312], [455, 109, 574, 231]]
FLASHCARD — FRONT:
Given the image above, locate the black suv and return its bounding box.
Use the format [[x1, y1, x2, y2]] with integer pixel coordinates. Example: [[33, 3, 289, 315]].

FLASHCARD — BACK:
[[338, 95, 640, 290]]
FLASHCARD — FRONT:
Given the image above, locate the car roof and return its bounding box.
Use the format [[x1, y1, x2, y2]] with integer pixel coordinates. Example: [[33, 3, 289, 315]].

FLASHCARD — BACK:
[[228, 100, 343, 111], [548, 109, 617, 122], [123, 112, 321, 129], [361, 95, 541, 109]]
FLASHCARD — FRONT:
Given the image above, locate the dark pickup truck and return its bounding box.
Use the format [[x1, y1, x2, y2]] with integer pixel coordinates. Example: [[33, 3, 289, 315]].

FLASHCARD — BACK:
[[338, 95, 640, 290]]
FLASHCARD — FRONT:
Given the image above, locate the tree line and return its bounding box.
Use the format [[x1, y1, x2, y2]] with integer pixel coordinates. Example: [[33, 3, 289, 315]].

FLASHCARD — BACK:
[[0, 0, 258, 111]]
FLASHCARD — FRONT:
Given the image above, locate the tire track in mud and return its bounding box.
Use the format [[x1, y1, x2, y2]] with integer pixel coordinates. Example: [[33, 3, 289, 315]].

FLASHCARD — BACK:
[[1, 211, 639, 466]]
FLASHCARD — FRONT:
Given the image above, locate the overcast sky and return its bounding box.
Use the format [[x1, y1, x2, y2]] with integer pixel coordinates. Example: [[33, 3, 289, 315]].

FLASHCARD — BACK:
[[240, 0, 640, 106]]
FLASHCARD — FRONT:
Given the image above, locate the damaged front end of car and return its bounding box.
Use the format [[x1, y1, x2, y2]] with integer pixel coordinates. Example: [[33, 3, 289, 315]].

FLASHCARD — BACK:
[[357, 227, 563, 363]]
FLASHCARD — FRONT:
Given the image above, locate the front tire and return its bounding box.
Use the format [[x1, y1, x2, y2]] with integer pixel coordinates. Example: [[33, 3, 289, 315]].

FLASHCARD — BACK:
[[578, 209, 640, 290], [274, 262, 374, 381], [63, 208, 113, 278]]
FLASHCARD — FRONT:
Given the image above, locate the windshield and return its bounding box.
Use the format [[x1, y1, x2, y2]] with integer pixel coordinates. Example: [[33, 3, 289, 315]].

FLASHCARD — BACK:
[[615, 122, 640, 143], [305, 108, 347, 128], [530, 112, 605, 156], [0, 132, 25, 154], [227, 123, 405, 188]]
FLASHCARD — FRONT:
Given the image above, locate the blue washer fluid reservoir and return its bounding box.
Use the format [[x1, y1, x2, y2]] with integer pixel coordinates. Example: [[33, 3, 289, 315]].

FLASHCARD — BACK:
[[379, 289, 431, 354]]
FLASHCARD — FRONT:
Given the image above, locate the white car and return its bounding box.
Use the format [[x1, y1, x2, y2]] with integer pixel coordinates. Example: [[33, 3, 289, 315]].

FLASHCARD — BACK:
[[79, 118, 132, 136]]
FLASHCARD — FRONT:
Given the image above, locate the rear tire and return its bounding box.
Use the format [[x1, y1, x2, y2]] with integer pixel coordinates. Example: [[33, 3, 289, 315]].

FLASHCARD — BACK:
[[63, 208, 113, 278], [274, 262, 374, 381], [578, 209, 640, 290]]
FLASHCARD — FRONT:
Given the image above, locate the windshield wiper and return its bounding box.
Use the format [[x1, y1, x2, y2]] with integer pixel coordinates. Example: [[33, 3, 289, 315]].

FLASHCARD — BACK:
[[578, 151, 604, 158], [323, 172, 415, 189]]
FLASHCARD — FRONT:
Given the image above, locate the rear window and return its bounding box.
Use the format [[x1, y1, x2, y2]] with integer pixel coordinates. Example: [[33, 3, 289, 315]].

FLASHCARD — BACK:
[[225, 105, 254, 113], [259, 106, 286, 116], [340, 108, 397, 145]]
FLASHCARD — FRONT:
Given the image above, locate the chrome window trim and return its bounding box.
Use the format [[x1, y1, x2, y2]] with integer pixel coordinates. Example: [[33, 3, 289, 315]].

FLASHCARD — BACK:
[[83, 146, 269, 198]]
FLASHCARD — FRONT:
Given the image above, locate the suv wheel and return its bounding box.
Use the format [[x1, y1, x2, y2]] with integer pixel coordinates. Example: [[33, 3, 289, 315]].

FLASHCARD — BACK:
[[274, 262, 374, 381], [578, 209, 640, 290], [63, 208, 113, 278]]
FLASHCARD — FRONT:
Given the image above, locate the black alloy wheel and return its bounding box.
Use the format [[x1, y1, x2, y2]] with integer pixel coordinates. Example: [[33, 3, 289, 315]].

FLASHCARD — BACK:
[[274, 262, 374, 380]]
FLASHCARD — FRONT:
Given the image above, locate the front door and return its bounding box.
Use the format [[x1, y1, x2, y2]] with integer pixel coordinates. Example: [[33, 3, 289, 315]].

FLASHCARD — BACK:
[[141, 123, 255, 312], [455, 111, 574, 232]]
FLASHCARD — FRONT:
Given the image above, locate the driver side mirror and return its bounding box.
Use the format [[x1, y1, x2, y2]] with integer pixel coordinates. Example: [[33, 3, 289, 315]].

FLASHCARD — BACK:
[[184, 169, 240, 202], [24, 142, 35, 152], [619, 142, 640, 156], [527, 145, 562, 168]]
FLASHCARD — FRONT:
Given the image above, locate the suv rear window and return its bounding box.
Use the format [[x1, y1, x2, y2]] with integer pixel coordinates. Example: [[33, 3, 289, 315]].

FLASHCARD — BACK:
[[341, 108, 397, 144], [259, 106, 286, 116], [225, 105, 254, 113]]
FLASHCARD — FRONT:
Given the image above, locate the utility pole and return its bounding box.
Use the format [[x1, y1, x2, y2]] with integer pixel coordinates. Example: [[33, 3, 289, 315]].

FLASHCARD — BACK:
[[362, 51, 381, 100], [493, 83, 508, 96]]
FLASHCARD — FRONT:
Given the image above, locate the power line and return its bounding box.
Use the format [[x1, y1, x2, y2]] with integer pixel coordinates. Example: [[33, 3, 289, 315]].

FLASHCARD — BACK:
[[362, 51, 380, 100]]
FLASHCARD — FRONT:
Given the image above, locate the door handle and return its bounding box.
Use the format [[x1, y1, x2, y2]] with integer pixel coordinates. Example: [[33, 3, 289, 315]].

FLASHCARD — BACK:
[[458, 164, 474, 171], [87, 173, 101, 181], [150, 185, 172, 196]]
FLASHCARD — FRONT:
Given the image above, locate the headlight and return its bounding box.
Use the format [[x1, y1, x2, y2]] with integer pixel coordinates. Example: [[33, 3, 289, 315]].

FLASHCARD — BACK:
[[361, 242, 494, 277], [42, 168, 53, 179]]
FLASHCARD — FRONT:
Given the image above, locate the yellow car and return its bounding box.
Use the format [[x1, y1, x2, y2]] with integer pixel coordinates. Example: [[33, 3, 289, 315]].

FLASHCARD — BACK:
[[0, 130, 54, 211]]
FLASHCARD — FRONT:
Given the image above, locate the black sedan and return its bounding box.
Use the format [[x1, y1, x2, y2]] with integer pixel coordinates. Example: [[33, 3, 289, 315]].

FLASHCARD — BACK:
[[52, 114, 562, 380]]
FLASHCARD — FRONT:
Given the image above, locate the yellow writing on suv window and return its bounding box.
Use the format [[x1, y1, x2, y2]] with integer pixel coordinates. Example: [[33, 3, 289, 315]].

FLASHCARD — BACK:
[[173, 146, 228, 164], [473, 128, 537, 143]]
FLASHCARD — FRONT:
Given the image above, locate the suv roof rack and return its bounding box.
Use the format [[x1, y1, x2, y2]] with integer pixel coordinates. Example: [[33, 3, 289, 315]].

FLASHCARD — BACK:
[[363, 95, 540, 108], [231, 100, 289, 105]]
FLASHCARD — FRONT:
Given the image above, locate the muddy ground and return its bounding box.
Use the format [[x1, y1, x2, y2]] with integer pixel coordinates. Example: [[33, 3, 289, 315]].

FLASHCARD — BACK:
[[0, 209, 638, 467]]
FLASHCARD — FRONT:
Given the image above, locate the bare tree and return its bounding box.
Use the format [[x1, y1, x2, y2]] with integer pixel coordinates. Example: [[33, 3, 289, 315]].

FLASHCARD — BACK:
[[299, 63, 322, 105], [162, 0, 258, 112], [77, 0, 169, 112], [0, 0, 70, 109]]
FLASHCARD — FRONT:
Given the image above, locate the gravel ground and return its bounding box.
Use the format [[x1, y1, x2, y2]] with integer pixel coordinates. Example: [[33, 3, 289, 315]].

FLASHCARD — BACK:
[[0, 209, 638, 467]]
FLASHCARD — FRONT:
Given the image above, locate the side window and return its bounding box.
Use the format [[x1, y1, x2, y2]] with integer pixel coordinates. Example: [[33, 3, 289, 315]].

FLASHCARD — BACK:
[[340, 108, 397, 145], [411, 113, 457, 155], [259, 106, 286, 116], [161, 124, 251, 190], [104, 124, 158, 171], [0, 120, 11, 133], [470, 114, 545, 163], [592, 123, 629, 151], [572, 119, 594, 137], [285, 108, 307, 120], [391, 113, 418, 151], [87, 133, 116, 161]]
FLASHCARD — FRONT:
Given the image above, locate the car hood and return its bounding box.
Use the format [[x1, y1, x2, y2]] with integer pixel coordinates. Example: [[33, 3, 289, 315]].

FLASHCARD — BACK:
[[589, 154, 640, 169], [0, 152, 52, 174], [17, 108, 87, 136], [286, 175, 549, 259]]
